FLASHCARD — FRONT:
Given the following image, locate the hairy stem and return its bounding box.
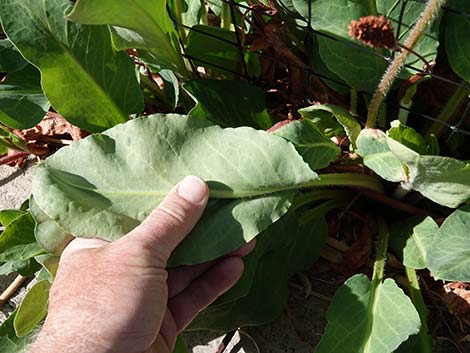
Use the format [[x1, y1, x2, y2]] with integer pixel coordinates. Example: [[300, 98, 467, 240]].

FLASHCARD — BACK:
[[366, 0, 447, 128], [300, 173, 384, 193], [405, 267, 433, 353]]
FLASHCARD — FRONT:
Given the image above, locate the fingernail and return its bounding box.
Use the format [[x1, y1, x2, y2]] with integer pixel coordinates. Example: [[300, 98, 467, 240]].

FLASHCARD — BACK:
[[177, 176, 207, 204]]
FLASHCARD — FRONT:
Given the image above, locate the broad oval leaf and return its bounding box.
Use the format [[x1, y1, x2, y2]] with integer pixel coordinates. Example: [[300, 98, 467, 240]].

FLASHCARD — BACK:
[[0, 65, 49, 129], [314, 274, 420, 353], [0, 39, 28, 73], [390, 216, 438, 269], [31, 114, 318, 266], [0, 212, 43, 262], [445, 0, 470, 82], [427, 205, 470, 281], [68, 0, 186, 74], [0, 0, 144, 132], [272, 119, 340, 170], [13, 280, 51, 337], [0, 310, 34, 353]]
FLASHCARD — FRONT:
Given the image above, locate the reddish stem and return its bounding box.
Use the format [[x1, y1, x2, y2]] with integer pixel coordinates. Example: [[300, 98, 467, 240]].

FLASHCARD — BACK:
[[0, 151, 30, 165]]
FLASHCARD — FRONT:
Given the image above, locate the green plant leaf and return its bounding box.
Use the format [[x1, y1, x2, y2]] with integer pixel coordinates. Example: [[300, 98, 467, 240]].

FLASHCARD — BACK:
[[390, 217, 438, 269], [0, 258, 40, 277], [272, 119, 340, 170], [0, 0, 144, 132], [184, 79, 272, 129], [387, 120, 428, 155], [35, 254, 60, 281], [159, 70, 180, 109], [68, 0, 186, 74], [301, 104, 361, 149], [427, 205, 470, 281], [190, 203, 329, 330], [0, 212, 43, 262], [445, 0, 470, 81], [31, 114, 317, 266], [357, 129, 470, 207], [30, 198, 74, 256], [0, 65, 49, 129], [185, 25, 241, 74], [0, 39, 28, 73], [356, 129, 405, 182], [0, 310, 34, 353], [315, 274, 420, 353], [0, 209, 26, 227], [13, 280, 51, 337], [388, 139, 470, 208]]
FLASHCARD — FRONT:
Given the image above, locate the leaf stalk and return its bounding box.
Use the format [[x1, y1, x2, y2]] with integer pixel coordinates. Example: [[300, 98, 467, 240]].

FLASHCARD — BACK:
[[405, 266, 433, 353]]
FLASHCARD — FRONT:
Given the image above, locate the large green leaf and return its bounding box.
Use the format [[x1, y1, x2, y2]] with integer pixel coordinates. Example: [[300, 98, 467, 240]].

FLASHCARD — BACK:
[[0, 258, 41, 277], [68, 0, 186, 74], [184, 79, 272, 129], [0, 65, 49, 129], [390, 217, 438, 269], [14, 280, 51, 337], [0, 0, 143, 132], [31, 114, 318, 265], [189, 202, 330, 330], [357, 129, 470, 207], [272, 119, 340, 170], [315, 274, 420, 353], [445, 0, 470, 81], [0, 310, 34, 353], [0, 212, 43, 262], [427, 205, 470, 281], [0, 39, 28, 73]]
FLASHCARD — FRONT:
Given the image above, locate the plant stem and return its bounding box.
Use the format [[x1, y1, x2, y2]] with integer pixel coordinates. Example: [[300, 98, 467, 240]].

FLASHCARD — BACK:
[[366, 0, 447, 128], [200, 0, 208, 26], [405, 267, 433, 353], [367, 0, 378, 15], [0, 275, 27, 306], [173, 0, 187, 44], [425, 84, 469, 138], [221, 2, 231, 29], [140, 74, 174, 110], [300, 173, 384, 193], [372, 218, 389, 285]]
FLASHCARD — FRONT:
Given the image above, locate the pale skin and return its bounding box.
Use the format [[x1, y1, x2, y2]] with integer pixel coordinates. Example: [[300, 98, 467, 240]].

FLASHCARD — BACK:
[[29, 176, 254, 353]]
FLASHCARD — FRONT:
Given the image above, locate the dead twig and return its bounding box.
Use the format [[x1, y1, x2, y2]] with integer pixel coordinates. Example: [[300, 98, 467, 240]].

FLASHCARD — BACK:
[[0, 275, 27, 307]]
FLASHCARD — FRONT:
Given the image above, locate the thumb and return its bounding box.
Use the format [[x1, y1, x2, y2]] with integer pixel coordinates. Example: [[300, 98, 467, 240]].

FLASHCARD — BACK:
[[114, 176, 209, 262]]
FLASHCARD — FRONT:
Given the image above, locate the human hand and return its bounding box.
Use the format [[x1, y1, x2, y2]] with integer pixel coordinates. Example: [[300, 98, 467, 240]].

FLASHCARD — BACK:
[[29, 176, 253, 353]]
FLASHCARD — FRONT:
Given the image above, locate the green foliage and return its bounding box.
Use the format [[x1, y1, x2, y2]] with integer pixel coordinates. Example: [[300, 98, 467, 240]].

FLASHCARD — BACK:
[[68, 0, 186, 74], [184, 79, 272, 128], [0, 65, 49, 129], [390, 217, 438, 270], [428, 205, 470, 281], [357, 128, 470, 207], [14, 280, 51, 337], [445, 0, 470, 82], [314, 274, 420, 353], [31, 114, 318, 266], [272, 119, 340, 170], [0, 0, 144, 132], [1, 0, 469, 350], [0, 310, 34, 353]]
